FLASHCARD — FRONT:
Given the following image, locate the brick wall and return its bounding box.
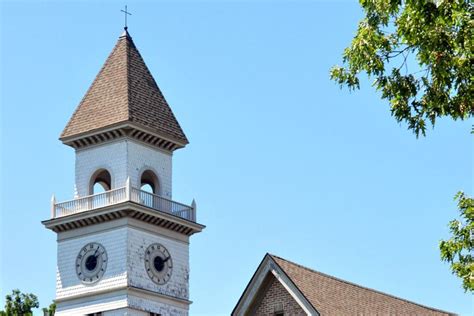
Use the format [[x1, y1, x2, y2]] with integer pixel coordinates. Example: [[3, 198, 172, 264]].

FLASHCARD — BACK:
[[254, 276, 306, 316]]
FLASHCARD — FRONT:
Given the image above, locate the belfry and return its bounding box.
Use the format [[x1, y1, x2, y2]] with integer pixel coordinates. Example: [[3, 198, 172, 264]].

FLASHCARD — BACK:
[[42, 28, 204, 315]]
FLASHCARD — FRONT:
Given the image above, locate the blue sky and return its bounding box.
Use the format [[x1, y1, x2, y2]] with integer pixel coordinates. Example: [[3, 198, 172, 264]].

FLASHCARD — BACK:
[[0, 1, 472, 315]]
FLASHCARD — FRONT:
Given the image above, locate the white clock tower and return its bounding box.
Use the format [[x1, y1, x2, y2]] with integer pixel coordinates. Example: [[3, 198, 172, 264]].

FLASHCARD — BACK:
[[43, 28, 204, 316]]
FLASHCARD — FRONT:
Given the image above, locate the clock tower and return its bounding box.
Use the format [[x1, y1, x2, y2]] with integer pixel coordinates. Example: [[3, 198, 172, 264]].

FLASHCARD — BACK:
[[43, 28, 204, 316]]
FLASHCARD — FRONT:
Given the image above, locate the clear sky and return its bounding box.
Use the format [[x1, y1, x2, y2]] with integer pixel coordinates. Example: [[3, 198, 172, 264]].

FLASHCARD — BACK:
[[0, 1, 472, 315]]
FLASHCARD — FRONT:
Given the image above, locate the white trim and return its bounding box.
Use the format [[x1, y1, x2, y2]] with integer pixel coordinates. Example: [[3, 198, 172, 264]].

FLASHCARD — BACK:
[[270, 265, 317, 315], [55, 285, 191, 308], [62, 122, 187, 150], [42, 201, 205, 233], [56, 217, 190, 244], [232, 255, 319, 316]]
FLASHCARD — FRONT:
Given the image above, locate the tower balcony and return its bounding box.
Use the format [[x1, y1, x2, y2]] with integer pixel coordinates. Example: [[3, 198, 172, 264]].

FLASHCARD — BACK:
[[51, 181, 196, 223]]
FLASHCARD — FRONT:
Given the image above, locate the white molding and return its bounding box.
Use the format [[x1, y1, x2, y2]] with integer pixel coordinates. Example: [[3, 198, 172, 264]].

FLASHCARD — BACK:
[[62, 122, 186, 152], [55, 286, 191, 310], [270, 264, 318, 315], [42, 201, 205, 233], [232, 255, 319, 316], [56, 217, 190, 244]]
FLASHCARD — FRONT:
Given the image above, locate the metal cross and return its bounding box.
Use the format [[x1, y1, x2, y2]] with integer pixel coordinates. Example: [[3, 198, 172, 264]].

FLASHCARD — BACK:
[[121, 5, 132, 29]]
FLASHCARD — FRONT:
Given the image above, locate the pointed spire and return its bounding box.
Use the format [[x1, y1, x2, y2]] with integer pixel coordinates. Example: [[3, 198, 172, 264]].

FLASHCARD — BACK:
[[60, 29, 188, 147]]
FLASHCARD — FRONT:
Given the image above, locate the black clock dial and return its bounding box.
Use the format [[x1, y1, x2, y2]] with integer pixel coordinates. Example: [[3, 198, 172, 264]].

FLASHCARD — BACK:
[[154, 256, 165, 272], [75, 242, 107, 284], [85, 255, 98, 271], [144, 243, 173, 285]]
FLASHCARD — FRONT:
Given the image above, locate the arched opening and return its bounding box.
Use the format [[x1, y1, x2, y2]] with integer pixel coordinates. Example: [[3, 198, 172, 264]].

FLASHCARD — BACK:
[[90, 169, 112, 195], [140, 170, 159, 195]]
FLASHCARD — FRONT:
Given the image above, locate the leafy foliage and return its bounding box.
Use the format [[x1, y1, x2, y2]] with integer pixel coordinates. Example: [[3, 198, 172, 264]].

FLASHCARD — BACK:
[[0, 289, 39, 316], [440, 192, 474, 292], [331, 0, 473, 292], [330, 0, 473, 136], [42, 303, 56, 316]]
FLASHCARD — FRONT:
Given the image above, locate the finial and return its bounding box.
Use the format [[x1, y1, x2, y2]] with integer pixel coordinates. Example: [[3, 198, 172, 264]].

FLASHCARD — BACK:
[[191, 199, 197, 222], [51, 194, 56, 218], [121, 5, 132, 30]]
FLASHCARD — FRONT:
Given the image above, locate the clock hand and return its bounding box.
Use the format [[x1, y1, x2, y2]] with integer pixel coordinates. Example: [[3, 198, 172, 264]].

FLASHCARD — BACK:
[[163, 256, 171, 263]]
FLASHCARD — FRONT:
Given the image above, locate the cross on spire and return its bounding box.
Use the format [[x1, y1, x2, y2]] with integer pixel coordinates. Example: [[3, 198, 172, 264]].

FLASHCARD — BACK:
[[121, 5, 132, 30]]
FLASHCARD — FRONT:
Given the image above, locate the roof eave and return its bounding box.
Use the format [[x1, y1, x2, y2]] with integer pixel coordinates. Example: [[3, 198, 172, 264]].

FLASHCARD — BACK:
[[231, 254, 319, 316], [60, 121, 188, 150]]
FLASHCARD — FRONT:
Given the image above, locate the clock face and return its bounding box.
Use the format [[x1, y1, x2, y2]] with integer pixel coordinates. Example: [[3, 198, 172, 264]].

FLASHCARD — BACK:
[[144, 243, 173, 285], [75, 242, 108, 284]]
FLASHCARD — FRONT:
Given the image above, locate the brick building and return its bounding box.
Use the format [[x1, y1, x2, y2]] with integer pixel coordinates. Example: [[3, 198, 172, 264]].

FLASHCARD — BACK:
[[232, 254, 455, 316]]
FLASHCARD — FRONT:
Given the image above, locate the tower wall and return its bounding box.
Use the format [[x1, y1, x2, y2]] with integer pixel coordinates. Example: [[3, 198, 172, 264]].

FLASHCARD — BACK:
[[128, 296, 188, 316], [75, 140, 128, 197], [74, 139, 172, 198], [55, 220, 190, 315], [56, 226, 128, 300], [50, 29, 199, 316], [127, 139, 173, 199], [127, 226, 189, 300], [55, 294, 128, 316]]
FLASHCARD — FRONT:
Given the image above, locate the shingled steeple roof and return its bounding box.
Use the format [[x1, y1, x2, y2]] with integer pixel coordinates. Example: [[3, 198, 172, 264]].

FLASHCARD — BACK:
[[61, 29, 188, 148]]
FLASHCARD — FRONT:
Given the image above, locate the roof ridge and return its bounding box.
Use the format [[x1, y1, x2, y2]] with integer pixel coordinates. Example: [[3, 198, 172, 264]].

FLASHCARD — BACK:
[[124, 33, 188, 142], [125, 31, 131, 121], [61, 36, 123, 138], [269, 254, 455, 315]]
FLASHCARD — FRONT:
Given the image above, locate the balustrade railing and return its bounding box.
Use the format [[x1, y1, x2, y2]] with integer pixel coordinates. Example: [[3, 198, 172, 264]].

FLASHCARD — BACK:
[[54, 187, 127, 218], [130, 188, 195, 221], [52, 185, 195, 222]]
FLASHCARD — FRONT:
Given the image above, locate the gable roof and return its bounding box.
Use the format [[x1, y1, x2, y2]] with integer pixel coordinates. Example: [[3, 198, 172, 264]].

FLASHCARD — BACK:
[[232, 254, 455, 316], [60, 29, 188, 145]]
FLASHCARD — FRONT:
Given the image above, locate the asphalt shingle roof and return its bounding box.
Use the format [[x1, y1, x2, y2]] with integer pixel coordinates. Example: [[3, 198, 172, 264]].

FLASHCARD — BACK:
[[270, 254, 455, 315], [61, 29, 188, 144]]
